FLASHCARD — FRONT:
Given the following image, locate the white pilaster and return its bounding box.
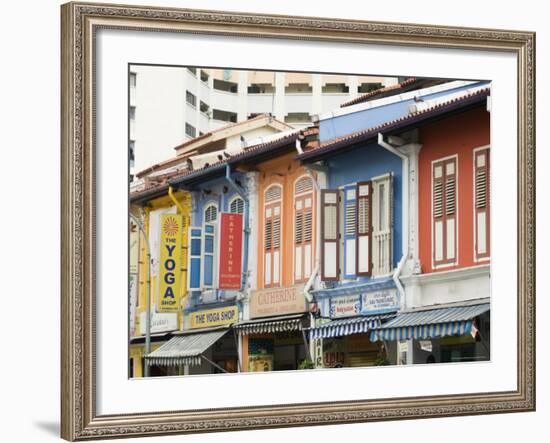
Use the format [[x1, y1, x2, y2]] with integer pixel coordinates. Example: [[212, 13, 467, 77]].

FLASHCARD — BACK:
[[311, 74, 323, 116], [274, 72, 286, 121], [238, 70, 248, 121]]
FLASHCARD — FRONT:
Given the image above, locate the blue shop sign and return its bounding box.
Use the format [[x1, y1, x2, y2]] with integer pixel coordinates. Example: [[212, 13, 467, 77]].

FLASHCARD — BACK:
[[360, 288, 399, 315]]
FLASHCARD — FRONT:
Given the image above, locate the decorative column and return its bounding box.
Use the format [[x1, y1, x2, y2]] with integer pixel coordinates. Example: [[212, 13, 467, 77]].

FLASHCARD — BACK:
[[242, 171, 260, 322], [395, 142, 423, 310]]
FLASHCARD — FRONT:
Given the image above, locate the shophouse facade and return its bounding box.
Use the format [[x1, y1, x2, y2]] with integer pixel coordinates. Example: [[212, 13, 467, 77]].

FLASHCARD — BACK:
[[130, 78, 492, 375], [129, 189, 191, 377], [299, 79, 491, 367], [130, 116, 292, 377]]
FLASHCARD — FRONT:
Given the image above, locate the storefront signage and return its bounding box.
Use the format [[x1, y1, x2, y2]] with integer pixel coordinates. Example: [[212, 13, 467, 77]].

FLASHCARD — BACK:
[[188, 305, 238, 329], [330, 294, 361, 318], [218, 212, 243, 290], [250, 285, 307, 318], [157, 214, 183, 312], [139, 311, 178, 335], [361, 288, 399, 314]]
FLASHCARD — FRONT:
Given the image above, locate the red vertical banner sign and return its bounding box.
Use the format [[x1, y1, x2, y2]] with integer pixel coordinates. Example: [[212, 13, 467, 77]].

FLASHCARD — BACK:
[[218, 212, 243, 289]]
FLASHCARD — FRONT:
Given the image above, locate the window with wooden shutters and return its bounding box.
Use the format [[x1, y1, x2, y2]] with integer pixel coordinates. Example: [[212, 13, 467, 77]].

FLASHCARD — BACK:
[[474, 148, 490, 260], [264, 185, 282, 287], [343, 186, 357, 278], [294, 176, 314, 282], [356, 181, 372, 276], [371, 174, 393, 276], [433, 157, 457, 266], [321, 189, 339, 281], [229, 196, 244, 214]]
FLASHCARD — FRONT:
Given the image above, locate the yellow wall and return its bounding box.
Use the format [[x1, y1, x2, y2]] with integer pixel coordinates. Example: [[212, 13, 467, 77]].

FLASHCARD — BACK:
[[133, 190, 192, 334], [129, 342, 164, 378]]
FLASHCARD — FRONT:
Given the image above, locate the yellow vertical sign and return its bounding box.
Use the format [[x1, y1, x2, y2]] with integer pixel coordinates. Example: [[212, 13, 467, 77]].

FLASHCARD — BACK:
[[157, 214, 183, 312]]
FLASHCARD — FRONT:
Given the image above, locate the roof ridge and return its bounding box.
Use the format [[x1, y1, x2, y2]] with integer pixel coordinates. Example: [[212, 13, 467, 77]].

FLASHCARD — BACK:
[[302, 87, 490, 158], [340, 77, 419, 108]]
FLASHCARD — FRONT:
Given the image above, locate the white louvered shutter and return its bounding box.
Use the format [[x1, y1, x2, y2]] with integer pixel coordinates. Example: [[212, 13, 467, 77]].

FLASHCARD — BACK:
[[372, 174, 393, 276]]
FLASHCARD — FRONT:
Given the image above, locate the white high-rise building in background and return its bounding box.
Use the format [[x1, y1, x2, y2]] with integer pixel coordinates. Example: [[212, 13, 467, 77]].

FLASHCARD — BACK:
[[129, 65, 398, 177]]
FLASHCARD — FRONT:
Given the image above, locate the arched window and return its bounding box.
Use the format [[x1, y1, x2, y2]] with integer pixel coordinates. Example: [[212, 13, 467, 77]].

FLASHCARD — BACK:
[[204, 203, 218, 223], [264, 184, 282, 287], [294, 176, 314, 282], [229, 196, 244, 214]]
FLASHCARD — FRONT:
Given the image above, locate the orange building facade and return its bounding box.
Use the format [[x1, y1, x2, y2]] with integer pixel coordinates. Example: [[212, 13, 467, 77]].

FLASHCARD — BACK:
[[418, 107, 490, 273], [238, 151, 316, 372]]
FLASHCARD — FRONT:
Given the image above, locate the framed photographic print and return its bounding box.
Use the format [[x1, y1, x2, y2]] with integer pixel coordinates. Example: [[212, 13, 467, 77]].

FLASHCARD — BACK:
[[60, 1, 536, 440]]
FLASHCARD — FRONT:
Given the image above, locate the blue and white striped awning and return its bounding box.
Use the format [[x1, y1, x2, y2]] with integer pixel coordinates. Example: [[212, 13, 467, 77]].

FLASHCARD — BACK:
[[370, 303, 490, 342], [308, 314, 395, 340]]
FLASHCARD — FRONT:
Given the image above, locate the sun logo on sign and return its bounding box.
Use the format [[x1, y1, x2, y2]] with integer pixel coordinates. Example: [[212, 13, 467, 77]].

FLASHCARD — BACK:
[[163, 216, 179, 237]]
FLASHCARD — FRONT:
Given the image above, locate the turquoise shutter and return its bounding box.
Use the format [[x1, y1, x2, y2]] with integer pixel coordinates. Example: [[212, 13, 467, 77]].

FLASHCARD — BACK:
[[202, 223, 216, 288], [188, 227, 202, 290]]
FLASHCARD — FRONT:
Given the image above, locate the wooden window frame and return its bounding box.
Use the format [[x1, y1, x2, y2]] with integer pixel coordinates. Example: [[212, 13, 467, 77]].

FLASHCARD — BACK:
[[371, 173, 393, 276], [293, 175, 314, 284], [432, 156, 458, 268], [474, 146, 491, 261], [321, 189, 340, 281], [356, 181, 373, 277], [263, 184, 282, 288]]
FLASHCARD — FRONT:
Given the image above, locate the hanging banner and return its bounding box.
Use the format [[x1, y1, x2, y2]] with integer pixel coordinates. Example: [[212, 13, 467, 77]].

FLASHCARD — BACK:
[[218, 212, 243, 290], [157, 214, 183, 312]]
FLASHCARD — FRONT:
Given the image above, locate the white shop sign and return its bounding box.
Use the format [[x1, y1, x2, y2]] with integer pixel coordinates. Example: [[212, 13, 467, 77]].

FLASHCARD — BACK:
[[139, 311, 178, 335], [330, 294, 361, 318], [361, 288, 399, 314]]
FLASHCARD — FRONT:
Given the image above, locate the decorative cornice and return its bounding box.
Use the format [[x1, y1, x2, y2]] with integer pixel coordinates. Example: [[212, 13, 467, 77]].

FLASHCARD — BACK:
[[401, 264, 490, 286]]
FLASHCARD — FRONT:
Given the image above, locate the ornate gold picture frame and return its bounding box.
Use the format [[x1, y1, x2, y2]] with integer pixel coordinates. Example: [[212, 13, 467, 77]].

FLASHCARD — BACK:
[[61, 2, 535, 440]]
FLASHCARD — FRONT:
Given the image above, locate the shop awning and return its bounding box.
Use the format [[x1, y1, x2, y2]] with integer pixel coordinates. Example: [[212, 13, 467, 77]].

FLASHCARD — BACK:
[[233, 314, 306, 335], [145, 328, 230, 366], [370, 303, 490, 342], [308, 314, 395, 340]]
